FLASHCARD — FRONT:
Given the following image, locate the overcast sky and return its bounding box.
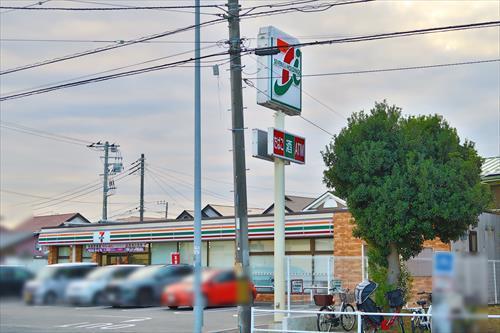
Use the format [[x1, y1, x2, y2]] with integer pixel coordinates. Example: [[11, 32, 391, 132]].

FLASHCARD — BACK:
[[1, 0, 499, 228]]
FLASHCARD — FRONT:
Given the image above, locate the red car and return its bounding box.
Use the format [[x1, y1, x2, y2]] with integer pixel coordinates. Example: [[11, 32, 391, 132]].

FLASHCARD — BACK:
[[161, 269, 257, 309]]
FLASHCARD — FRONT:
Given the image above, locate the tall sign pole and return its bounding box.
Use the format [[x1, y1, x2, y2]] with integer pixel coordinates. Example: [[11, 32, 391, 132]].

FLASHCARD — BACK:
[[273, 112, 286, 322], [253, 26, 303, 323], [193, 0, 203, 331], [227, 0, 251, 331]]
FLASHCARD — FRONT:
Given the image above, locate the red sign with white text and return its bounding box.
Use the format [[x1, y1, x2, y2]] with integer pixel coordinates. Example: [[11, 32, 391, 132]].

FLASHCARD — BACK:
[[268, 128, 305, 164], [171, 252, 180, 265]]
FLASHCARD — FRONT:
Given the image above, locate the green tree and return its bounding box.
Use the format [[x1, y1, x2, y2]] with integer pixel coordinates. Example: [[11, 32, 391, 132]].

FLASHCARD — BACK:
[[322, 101, 491, 285]]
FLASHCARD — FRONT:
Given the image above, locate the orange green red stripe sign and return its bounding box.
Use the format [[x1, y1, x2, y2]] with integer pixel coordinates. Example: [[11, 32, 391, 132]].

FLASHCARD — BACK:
[[38, 219, 332, 245]]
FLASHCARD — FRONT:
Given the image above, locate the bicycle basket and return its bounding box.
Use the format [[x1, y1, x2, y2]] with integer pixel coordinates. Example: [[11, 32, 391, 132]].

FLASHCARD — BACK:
[[313, 294, 334, 307], [386, 289, 405, 308]]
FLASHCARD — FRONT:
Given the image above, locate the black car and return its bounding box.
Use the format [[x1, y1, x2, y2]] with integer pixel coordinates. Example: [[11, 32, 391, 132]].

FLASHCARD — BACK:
[[105, 264, 193, 307], [0, 265, 34, 297]]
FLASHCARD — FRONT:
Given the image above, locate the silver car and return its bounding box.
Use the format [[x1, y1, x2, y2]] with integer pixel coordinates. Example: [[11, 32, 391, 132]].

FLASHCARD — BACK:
[[23, 263, 97, 305], [66, 265, 142, 306]]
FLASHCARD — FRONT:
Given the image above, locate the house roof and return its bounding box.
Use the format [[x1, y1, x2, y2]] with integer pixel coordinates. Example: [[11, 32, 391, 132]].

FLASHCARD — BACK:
[[203, 204, 263, 217], [114, 216, 165, 223], [482, 156, 500, 183], [303, 191, 347, 211], [262, 195, 317, 214], [13, 213, 90, 233]]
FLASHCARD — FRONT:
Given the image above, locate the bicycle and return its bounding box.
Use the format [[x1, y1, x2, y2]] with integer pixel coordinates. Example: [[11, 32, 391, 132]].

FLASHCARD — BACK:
[[355, 281, 406, 333], [315, 287, 356, 331], [410, 291, 432, 333]]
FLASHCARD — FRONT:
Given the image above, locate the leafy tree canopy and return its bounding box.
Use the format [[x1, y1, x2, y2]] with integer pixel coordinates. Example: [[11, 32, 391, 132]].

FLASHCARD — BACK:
[[322, 101, 491, 265]]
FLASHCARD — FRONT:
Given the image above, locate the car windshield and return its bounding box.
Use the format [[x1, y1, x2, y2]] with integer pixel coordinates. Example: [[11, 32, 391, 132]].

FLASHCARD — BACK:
[[86, 267, 114, 281], [35, 266, 57, 280], [127, 266, 163, 280]]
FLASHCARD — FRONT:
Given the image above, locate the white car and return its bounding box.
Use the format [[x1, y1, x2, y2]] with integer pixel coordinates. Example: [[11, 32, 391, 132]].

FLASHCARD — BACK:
[[24, 263, 97, 305], [66, 264, 143, 306]]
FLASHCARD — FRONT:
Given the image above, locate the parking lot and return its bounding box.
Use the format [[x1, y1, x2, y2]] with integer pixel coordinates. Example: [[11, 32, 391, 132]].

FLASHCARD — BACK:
[[0, 299, 275, 333]]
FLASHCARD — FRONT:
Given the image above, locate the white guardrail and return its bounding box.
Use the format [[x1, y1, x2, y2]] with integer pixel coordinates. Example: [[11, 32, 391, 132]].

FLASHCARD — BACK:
[[250, 308, 500, 333]]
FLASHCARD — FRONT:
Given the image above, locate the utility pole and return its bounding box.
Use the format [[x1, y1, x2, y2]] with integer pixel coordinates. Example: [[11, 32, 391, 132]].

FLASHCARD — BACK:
[[102, 141, 109, 222], [88, 141, 121, 223], [139, 154, 145, 222], [157, 200, 168, 219], [193, 0, 203, 332], [227, 0, 251, 331]]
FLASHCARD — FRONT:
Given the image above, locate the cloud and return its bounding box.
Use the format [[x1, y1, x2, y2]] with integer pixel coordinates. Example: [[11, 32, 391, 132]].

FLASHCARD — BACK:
[[0, 0, 498, 227]]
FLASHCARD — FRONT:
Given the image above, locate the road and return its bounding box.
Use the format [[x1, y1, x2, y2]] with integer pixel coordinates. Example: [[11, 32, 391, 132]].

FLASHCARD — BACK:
[[0, 299, 276, 333]]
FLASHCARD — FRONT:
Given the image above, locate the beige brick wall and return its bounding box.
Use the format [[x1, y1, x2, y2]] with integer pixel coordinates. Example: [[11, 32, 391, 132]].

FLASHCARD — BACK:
[[47, 246, 58, 264], [74, 245, 83, 262]]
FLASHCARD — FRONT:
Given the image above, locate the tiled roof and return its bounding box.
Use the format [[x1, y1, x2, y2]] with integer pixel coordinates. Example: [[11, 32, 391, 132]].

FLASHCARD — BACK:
[[482, 157, 500, 181], [14, 213, 88, 233]]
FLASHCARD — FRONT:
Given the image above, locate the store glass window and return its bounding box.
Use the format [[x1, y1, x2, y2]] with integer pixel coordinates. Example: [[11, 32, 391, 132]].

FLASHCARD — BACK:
[[82, 248, 93, 262], [250, 255, 274, 288], [315, 238, 334, 252], [179, 241, 207, 266], [249, 240, 273, 252], [58, 246, 71, 263], [209, 241, 235, 268], [285, 239, 310, 252], [151, 243, 178, 264]]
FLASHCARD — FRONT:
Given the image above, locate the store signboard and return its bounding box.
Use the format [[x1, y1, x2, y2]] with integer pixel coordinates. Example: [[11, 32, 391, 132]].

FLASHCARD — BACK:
[[268, 127, 305, 164], [291, 279, 304, 294], [171, 252, 180, 265], [257, 26, 302, 116], [93, 231, 111, 244], [86, 243, 147, 253]]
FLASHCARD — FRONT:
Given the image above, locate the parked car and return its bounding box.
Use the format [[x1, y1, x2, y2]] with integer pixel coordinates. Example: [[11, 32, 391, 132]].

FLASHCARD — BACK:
[[161, 269, 257, 309], [23, 263, 97, 305], [105, 264, 193, 307], [66, 264, 143, 305], [0, 265, 34, 297]]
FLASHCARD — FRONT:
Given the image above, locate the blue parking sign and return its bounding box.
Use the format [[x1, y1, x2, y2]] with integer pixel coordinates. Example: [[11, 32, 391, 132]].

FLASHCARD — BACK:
[[433, 251, 455, 276]]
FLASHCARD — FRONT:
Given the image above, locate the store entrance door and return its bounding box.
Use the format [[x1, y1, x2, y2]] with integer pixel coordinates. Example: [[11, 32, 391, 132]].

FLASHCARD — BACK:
[[106, 254, 129, 265]]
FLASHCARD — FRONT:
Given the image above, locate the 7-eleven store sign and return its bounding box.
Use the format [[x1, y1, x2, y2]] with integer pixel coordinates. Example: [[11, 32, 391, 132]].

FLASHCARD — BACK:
[[257, 26, 302, 116]]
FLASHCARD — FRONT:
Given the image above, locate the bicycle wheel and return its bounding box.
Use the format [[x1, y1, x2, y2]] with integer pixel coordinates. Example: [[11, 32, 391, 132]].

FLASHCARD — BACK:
[[341, 304, 356, 331], [317, 306, 334, 332], [411, 317, 424, 333], [398, 316, 406, 333]]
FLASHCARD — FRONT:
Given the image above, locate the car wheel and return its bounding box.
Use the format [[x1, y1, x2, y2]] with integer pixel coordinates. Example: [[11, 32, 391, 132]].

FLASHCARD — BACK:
[[137, 289, 153, 307], [44, 291, 57, 305], [93, 291, 107, 306]]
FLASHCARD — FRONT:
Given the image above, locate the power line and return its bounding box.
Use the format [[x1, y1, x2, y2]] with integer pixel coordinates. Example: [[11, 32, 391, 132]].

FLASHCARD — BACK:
[[245, 20, 500, 54], [1, 189, 139, 205], [0, 50, 230, 101], [0, 0, 50, 14], [0, 121, 93, 145], [3, 20, 498, 101], [249, 58, 500, 79], [0, 4, 224, 11], [2, 44, 221, 96], [0, 17, 226, 76], [0, 0, 369, 76], [0, 38, 223, 44], [242, 77, 335, 136], [146, 168, 190, 203]]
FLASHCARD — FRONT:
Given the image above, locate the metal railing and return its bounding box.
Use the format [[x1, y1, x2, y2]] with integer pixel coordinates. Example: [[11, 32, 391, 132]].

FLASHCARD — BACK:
[[250, 308, 500, 333]]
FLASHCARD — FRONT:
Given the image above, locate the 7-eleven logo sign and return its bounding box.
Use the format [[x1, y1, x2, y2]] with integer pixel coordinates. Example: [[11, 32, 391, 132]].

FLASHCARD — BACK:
[[93, 231, 110, 244], [273, 38, 302, 97]]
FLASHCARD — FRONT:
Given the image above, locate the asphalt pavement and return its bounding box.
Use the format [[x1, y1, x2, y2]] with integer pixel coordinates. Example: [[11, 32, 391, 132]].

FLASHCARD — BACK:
[[0, 299, 276, 333]]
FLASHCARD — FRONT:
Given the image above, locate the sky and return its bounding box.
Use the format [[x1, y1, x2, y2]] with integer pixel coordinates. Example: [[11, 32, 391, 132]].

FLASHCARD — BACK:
[[0, 0, 499, 228]]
